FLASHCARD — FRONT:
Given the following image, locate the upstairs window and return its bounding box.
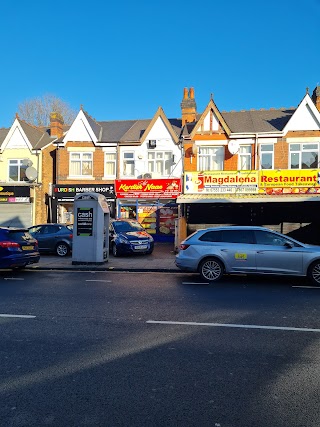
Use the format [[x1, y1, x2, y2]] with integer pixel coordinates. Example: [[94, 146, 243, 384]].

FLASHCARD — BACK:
[[9, 159, 28, 182], [238, 145, 252, 170], [147, 151, 172, 176], [70, 152, 93, 176], [259, 144, 274, 169], [104, 151, 117, 177], [198, 146, 224, 171], [290, 143, 319, 169], [123, 152, 135, 176]]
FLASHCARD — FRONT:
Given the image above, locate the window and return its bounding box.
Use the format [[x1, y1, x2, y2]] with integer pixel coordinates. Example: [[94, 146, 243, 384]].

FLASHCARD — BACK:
[[104, 152, 116, 177], [254, 230, 295, 246], [198, 146, 224, 170], [221, 230, 255, 244], [70, 152, 93, 176], [9, 159, 28, 182], [147, 151, 172, 176], [259, 144, 274, 169], [123, 152, 135, 176], [238, 146, 252, 170], [199, 231, 222, 242], [290, 143, 319, 169]]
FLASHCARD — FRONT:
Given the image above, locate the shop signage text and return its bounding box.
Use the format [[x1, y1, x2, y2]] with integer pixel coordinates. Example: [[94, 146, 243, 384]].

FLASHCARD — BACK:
[[0, 186, 30, 203], [53, 184, 115, 198], [115, 179, 181, 198], [259, 170, 319, 187], [76, 207, 94, 236]]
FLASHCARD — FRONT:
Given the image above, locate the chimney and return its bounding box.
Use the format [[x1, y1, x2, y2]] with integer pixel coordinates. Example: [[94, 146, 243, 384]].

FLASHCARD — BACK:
[[181, 87, 197, 125], [50, 112, 64, 138], [312, 86, 320, 112]]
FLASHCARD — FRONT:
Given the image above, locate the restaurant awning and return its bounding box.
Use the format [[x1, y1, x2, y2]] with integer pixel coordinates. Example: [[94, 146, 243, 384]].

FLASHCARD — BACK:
[[176, 194, 320, 203]]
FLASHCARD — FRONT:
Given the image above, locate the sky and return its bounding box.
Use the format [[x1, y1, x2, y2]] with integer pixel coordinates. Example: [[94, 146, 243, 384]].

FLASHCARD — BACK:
[[1, 0, 320, 127]]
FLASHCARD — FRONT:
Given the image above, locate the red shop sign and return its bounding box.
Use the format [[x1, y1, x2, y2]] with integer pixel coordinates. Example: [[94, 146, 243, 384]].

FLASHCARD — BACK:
[[115, 179, 181, 198]]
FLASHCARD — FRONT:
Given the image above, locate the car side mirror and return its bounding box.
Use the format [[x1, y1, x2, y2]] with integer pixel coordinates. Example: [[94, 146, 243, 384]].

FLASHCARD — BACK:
[[284, 241, 294, 248]]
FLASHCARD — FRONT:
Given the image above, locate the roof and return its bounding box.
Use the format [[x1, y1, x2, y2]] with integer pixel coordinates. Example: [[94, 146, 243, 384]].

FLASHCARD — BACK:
[[221, 108, 295, 133]]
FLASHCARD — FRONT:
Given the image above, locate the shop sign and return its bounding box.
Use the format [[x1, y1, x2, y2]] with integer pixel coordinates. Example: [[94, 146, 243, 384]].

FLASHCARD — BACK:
[[0, 185, 30, 203], [184, 171, 259, 194], [115, 179, 181, 198], [259, 170, 320, 194], [53, 184, 115, 199], [76, 207, 94, 236]]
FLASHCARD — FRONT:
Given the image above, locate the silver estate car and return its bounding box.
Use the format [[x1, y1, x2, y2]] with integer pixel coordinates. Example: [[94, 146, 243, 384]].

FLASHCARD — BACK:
[[175, 226, 320, 285]]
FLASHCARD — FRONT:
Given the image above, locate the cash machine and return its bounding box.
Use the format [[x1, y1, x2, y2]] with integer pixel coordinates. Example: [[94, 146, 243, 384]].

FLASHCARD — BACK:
[[72, 192, 110, 265]]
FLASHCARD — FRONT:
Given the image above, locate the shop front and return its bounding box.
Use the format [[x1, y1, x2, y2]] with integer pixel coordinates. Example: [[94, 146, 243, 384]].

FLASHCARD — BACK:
[[178, 170, 320, 244], [51, 184, 115, 224], [0, 185, 32, 227], [115, 178, 182, 242]]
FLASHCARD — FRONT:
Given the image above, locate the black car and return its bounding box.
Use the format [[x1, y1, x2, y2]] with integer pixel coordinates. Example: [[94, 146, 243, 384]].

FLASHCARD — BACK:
[[28, 223, 73, 257], [109, 219, 154, 257], [0, 227, 40, 269]]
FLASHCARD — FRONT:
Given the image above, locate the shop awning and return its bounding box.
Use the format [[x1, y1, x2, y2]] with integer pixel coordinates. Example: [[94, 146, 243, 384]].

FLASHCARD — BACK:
[[176, 194, 320, 203]]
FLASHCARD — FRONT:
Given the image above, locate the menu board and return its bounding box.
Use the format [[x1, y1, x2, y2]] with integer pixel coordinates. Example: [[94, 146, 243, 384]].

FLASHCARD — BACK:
[[138, 206, 157, 234], [159, 206, 178, 236]]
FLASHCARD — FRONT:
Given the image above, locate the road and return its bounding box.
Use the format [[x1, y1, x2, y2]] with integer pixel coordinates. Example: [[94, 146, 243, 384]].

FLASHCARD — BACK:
[[1, 270, 320, 427]]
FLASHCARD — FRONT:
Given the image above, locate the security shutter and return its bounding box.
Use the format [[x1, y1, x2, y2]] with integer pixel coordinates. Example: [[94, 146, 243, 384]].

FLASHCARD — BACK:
[[0, 204, 32, 228]]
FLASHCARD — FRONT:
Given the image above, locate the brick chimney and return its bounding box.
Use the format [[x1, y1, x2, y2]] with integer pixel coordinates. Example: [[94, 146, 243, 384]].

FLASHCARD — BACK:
[[181, 87, 197, 125], [312, 86, 320, 112], [50, 112, 64, 138]]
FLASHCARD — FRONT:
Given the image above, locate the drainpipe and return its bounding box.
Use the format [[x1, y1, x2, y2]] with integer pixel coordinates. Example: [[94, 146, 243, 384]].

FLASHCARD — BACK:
[[254, 133, 259, 170]]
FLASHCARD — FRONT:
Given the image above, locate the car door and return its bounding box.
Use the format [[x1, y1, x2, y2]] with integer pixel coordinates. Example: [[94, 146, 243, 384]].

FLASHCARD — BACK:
[[218, 229, 257, 274], [254, 230, 303, 275]]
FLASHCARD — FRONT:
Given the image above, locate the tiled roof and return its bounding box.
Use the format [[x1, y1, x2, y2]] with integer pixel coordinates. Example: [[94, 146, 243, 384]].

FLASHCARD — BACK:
[[19, 120, 54, 149], [0, 128, 9, 144], [221, 108, 295, 133]]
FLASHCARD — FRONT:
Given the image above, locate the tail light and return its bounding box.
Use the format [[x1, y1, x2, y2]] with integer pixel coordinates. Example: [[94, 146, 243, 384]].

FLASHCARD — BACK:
[[69, 234, 73, 239], [0, 241, 20, 248], [180, 243, 190, 250]]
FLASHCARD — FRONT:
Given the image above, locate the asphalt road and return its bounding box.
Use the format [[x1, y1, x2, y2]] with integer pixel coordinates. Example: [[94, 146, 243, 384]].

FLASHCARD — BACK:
[[1, 270, 320, 427]]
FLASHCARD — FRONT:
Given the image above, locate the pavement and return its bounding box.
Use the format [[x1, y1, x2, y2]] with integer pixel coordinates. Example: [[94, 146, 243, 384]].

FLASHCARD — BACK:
[[26, 242, 180, 272]]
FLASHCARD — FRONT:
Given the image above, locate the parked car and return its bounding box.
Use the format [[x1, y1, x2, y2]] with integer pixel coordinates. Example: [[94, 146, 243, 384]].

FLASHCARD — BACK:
[[28, 223, 73, 257], [109, 219, 154, 257], [0, 227, 40, 269], [175, 225, 320, 285]]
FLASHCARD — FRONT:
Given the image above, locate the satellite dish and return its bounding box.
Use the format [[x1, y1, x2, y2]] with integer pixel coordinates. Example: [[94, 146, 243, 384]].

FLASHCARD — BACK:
[[22, 158, 33, 167], [25, 167, 38, 182], [228, 140, 240, 155]]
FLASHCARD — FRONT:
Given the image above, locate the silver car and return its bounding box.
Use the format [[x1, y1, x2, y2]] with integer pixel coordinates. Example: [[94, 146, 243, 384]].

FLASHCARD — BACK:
[[175, 226, 320, 285]]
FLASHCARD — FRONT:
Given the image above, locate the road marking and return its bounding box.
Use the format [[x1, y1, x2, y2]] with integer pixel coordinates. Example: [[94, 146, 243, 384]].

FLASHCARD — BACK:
[[292, 285, 320, 289], [146, 320, 320, 333], [3, 278, 24, 281], [182, 281, 208, 285], [85, 280, 111, 282], [0, 314, 36, 319]]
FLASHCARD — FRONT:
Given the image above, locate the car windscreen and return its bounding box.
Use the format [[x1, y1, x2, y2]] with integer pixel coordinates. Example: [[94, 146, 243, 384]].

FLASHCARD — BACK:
[[113, 221, 144, 233], [7, 230, 34, 242]]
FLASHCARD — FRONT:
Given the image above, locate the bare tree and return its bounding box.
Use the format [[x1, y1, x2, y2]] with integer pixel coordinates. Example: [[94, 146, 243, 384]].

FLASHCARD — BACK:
[[18, 94, 77, 126]]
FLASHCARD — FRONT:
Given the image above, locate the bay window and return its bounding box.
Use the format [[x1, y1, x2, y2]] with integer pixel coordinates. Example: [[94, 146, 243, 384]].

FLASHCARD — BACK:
[[147, 151, 172, 176], [70, 152, 93, 176], [290, 143, 319, 169], [198, 146, 224, 170]]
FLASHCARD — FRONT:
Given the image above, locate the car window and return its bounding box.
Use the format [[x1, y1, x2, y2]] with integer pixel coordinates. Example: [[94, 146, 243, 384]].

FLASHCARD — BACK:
[[199, 231, 222, 242], [221, 230, 255, 244], [254, 230, 292, 246], [43, 225, 59, 234], [29, 226, 42, 234], [113, 221, 144, 233], [8, 230, 33, 241]]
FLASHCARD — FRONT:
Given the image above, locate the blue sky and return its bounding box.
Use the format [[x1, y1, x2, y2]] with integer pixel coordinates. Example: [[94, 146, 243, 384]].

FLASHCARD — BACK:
[[1, 0, 319, 127]]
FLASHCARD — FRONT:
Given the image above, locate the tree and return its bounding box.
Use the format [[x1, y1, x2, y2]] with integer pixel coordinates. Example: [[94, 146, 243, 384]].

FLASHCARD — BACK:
[[18, 94, 77, 126]]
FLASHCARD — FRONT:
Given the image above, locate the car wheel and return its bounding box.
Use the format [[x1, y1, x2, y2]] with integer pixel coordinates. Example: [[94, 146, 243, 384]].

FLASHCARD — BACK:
[[14, 264, 27, 270], [112, 243, 118, 257], [307, 260, 320, 285], [199, 257, 224, 282], [56, 243, 70, 257]]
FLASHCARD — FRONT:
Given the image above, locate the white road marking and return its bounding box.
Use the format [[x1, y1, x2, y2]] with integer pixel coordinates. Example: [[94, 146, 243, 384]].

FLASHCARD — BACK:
[[146, 320, 320, 333], [182, 282, 208, 285], [0, 314, 36, 319], [3, 278, 24, 281], [292, 285, 320, 289], [85, 280, 111, 282]]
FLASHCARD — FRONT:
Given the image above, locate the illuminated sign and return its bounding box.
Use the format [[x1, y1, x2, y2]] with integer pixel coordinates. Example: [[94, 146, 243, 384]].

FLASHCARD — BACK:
[[115, 179, 182, 198]]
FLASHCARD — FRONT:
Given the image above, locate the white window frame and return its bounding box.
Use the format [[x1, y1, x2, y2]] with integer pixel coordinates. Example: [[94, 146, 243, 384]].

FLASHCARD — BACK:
[[147, 151, 173, 176], [259, 144, 274, 169], [69, 152, 93, 177], [198, 146, 224, 171], [238, 145, 252, 170], [8, 159, 28, 182], [103, 150, 117, 178], [289, 143, 319, 169], [122, 151, 135, 177]]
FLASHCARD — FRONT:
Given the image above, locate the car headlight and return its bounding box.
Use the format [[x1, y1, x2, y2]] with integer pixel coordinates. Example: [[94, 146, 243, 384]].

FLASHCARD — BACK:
[[149, 236, 154, 242], [118, 236, 129, 244]]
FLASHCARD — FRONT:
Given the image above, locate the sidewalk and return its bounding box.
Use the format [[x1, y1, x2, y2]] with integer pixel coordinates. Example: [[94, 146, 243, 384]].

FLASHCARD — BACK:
[[26, 242, 180, 272]]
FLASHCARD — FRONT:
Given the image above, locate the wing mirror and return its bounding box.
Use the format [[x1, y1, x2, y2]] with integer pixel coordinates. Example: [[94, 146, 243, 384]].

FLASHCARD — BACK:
[[284, 240, 294, 248]]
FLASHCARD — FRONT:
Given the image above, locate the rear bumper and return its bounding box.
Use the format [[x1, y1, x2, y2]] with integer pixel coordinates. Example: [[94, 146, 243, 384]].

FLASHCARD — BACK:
[[0, 253, 40, 269]]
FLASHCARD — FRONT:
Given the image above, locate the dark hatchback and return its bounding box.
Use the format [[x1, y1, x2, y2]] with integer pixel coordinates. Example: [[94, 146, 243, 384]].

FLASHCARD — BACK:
[[28, 223, 73, 257], [109, 219, 154, 257], [0, 227, 40, 269]]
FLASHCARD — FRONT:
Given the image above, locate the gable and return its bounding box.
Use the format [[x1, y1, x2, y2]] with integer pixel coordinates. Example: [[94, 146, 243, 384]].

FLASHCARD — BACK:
[[63, 110, 98, 144], [1, 120, 33, 151], [191, 100, 231, 138], [143, 116, 174, 142], [284, 94, 320, 132]]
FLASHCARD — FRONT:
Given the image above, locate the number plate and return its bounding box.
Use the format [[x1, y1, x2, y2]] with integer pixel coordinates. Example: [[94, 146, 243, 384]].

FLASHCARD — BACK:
[[134, 245, 148, 250], [22, 245, 34, 250]]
